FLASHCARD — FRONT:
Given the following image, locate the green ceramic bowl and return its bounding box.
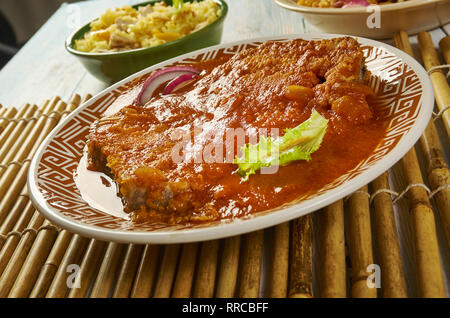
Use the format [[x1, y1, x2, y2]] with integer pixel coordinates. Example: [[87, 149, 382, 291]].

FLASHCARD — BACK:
[[65, 0, 228, 83]]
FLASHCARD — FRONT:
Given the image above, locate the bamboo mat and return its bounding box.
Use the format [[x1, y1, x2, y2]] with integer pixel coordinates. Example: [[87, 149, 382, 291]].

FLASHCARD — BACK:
[[0, 32, 448, 298]]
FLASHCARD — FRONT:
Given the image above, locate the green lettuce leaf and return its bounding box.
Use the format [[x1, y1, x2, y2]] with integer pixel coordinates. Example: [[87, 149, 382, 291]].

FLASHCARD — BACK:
[[233, 110, 329, 181]]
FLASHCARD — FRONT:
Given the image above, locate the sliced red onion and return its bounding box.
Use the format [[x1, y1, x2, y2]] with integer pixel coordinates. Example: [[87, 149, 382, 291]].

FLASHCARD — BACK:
[[163, 73, 199, 95], [342, 0, 370, 7], [135, 66, 200, 105]]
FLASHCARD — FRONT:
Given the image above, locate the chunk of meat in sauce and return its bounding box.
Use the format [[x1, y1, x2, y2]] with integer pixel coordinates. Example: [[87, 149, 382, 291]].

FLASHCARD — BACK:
[[332, 95, 373, 123]]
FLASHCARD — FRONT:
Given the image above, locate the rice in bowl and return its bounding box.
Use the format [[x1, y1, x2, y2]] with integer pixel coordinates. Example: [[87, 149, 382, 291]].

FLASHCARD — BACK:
[[74, 0, 222, 53]]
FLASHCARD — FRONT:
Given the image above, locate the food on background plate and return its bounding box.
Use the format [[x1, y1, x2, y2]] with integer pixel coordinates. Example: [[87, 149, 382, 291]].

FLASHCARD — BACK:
[[74, 0, 222, 53], [86, 37, 387, 225], [297, 0, 410, 7]]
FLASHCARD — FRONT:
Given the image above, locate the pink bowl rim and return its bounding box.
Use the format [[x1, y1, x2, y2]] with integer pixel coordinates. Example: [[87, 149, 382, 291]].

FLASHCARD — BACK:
[[273, 0, 447, 15]]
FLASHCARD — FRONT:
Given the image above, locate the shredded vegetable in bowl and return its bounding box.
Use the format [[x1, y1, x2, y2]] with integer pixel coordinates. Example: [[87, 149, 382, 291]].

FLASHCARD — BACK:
[[74, 0, 222, 53]]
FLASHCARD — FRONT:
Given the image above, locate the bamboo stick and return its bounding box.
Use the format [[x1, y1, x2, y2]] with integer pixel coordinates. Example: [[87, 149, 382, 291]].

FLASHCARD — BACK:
[[35, 234, 88, 298], [28, 230, 73, 297], [0, 96, 59, 180], [112, 244, 144, 298], [130, 244, 161, 298], [395, 31, 450, 253], [421, 123, 450, 249], [237, 230, 264, 298], [27, 94, 89, 297], [7, 225, 59, 298], [394, 32, 446, 297], [0, 105, 34, 158], [418, 32, 450, 136], [439, 36, 450, 65], [67, 240, 106, 298], [0, 105, 41, 164], [0, 212, 46, 297], [399, 149, 446, 297], [0, 97, 63, 224], [430, 36, 450, 248], [153, 244, 180, 298], [316, 201, 347, 298], [0, 107, 8, 134], [215, 236, 240, 298], [0, 107, 18, 132], [0, 106, 35, 216], [0, 105, 31, 251], [0, 106, 26, 145], [0, 99, 63, 289], [346, 186, 377, 298], [393, 30, 414, 56], [0, 165, 62, 271], [0, 94, 86, 297], [268, 222, 289, 298], [0, 194, 29, 235], [7, 98, 76, 214], [6, 95, 82, 297], [0, 201, 36, 275], [0, 108, 5, 132], [0, 192, 29, 249], [0, 101, 55, 233], [370, 173, 407, 298], [193, 240, 219, 298], [172, 243, 199, 298], [288, 216, 313, 298], [83, 93, 93, 102], [90, 242, 124, 298]]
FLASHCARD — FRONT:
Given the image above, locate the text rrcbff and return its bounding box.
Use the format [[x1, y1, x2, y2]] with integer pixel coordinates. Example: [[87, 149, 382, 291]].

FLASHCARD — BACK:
[[226, 302, 269, 313]]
